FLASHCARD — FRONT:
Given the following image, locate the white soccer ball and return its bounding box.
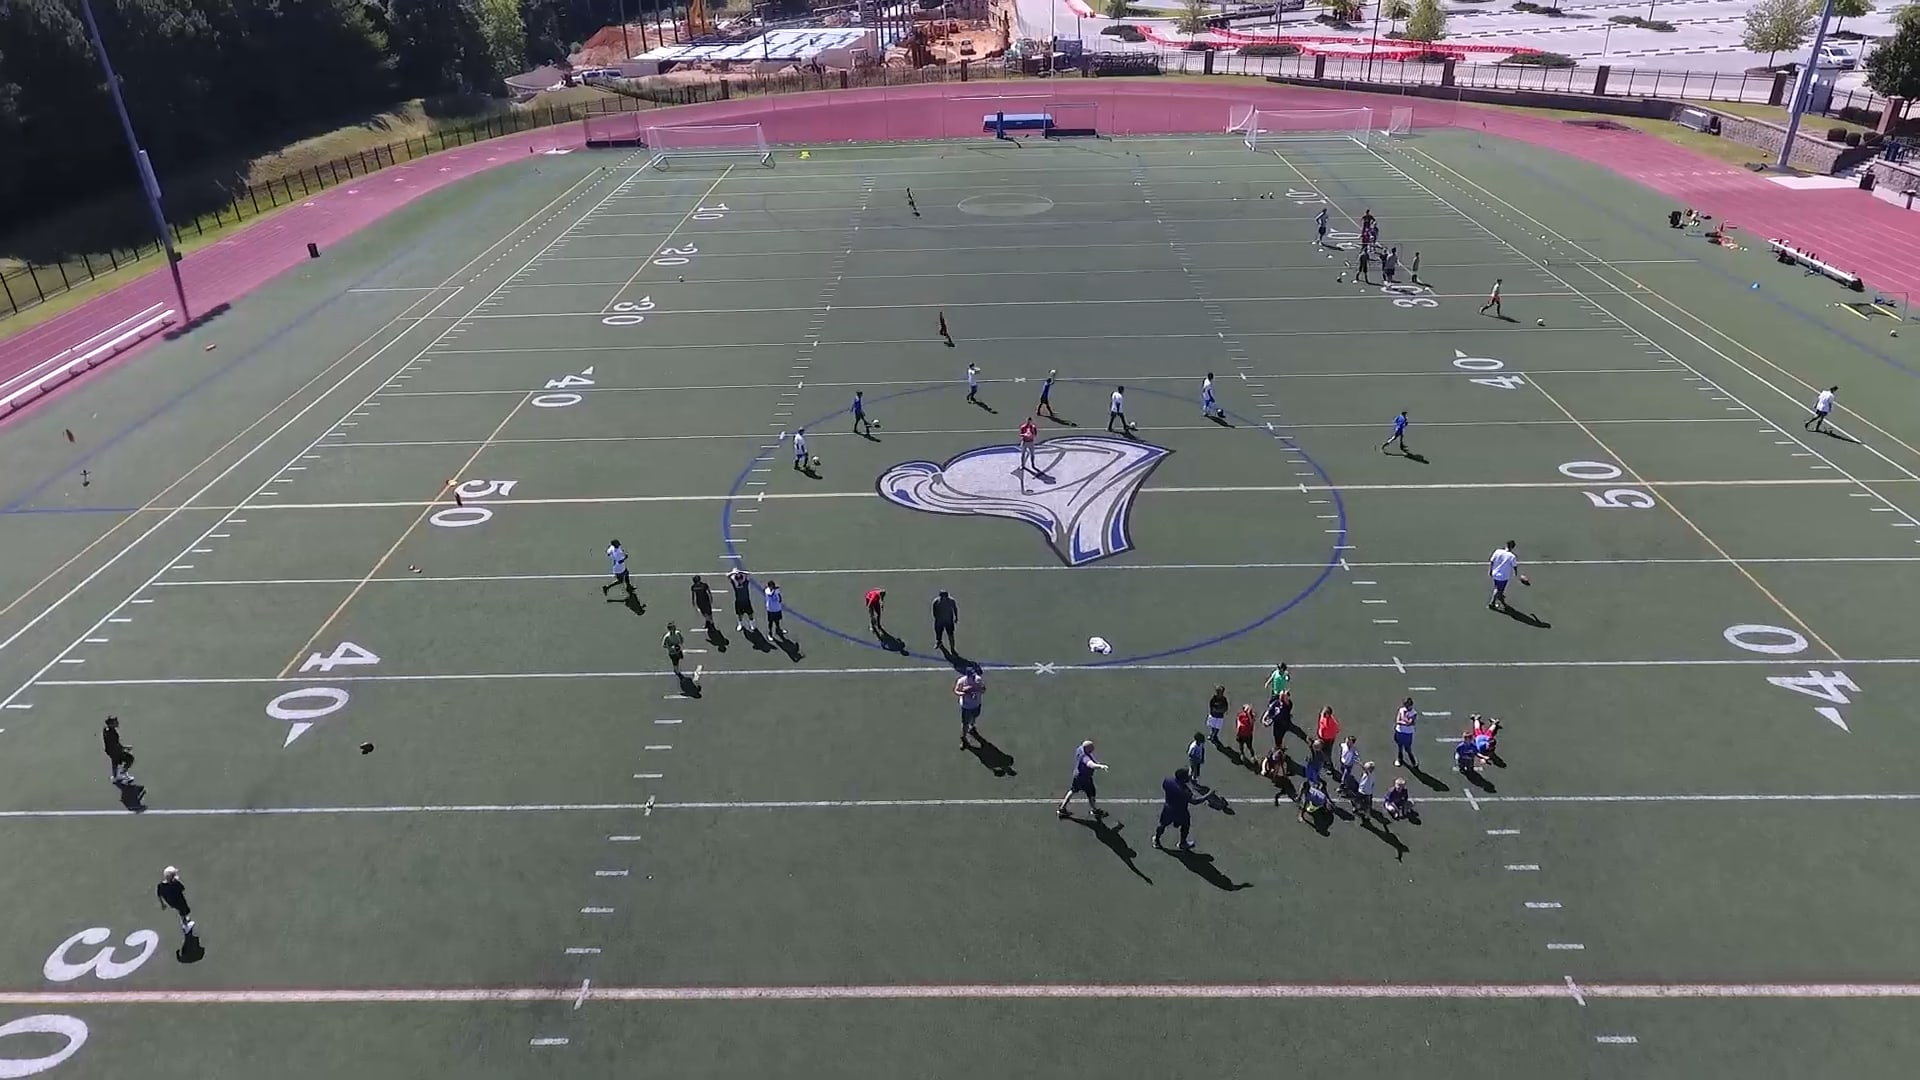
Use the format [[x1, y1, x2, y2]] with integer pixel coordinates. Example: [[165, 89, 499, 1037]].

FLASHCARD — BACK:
[[1088, 636, 1112, 654], [810, 456, 821, 467]]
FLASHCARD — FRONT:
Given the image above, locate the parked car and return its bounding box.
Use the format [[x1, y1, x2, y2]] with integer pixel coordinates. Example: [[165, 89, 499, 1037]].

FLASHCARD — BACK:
[[1816, 43, 1859, 69]]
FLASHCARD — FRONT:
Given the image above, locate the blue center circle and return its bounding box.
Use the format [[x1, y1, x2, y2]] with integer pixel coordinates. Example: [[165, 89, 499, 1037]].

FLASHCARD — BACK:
[[720, 380, 1348, 669]]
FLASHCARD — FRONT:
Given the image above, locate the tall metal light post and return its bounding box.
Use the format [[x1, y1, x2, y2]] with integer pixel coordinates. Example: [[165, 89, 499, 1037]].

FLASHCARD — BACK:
[[1367, 1, 1383, 82], [77, 0, 189, 321], [1778, 0, 1839, 171]]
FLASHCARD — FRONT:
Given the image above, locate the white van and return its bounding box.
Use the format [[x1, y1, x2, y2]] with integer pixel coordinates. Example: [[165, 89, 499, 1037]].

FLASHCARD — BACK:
[[1816, 43, 1860, 69]]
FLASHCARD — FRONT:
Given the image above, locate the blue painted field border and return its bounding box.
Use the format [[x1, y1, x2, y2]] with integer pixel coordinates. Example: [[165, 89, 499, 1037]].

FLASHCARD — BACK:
[[2, 161, 561, 514], [720, 380, 1349, 669]]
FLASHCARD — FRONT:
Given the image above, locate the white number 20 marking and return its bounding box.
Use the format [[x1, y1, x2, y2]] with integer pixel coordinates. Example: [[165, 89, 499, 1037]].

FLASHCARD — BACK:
[[652, 244, 697, 266], [43, 927, 159, 983], [0, 1015, 88, 1078]]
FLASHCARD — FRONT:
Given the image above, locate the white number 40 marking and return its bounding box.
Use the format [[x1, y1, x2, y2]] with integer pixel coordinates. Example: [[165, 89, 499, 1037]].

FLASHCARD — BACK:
[[0, 1015, 88, 1078], [300, 641, 381, 674], [1471, 375, 1526, 390], [1766, 670, 1859, 705], [44, 927, 159, 983]]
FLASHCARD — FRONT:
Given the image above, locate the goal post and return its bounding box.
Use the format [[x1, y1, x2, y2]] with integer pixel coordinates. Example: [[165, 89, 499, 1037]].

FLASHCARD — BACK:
[[644, 123, 773, 169], [1041, 101, 1101, 139], [1231, 107, 1374, 149]]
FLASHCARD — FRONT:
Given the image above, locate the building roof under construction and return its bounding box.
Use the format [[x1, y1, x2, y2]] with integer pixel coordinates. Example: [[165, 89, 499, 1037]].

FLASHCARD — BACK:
[[634, 27, 873, 65]]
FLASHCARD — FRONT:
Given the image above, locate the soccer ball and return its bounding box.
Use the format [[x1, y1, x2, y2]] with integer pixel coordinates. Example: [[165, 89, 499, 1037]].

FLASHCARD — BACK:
[[1536, 319, 1546, 326], [1088, 636, 1112, 654], [870, 419, 882, 429], [810, 456, 822, 467]]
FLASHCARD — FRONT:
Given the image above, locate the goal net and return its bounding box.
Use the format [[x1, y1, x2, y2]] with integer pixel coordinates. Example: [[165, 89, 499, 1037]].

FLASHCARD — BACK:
[[644, 124, 773, 169], [1228, 107, 1374, 149]]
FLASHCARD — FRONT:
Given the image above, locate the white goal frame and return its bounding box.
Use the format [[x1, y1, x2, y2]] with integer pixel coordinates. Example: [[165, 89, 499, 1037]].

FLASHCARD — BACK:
[[1228, 107, 1374, 149], [644, 124, 773, 169]]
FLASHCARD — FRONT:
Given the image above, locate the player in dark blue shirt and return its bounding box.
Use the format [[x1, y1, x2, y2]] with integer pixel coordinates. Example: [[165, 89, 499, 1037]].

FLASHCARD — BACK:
[[1037, 370, 1058, 420], [1381, 411, 1409, 454], [1154, 768, 1208, 851], [851, 390, 872, 436]]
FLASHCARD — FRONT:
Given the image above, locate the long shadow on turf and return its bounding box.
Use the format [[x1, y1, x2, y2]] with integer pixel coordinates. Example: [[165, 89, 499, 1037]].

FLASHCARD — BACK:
[[1394, 450, 1430, 465], [1065, 815, 1152, 884], [704, 625, 730, 654], [774, 635, 804, 663], [1166, 849, 1251, 891], [963, 734, 1016, 777], [609, 593, 647, 617], [1405, 762, 1450, 793], [1357, 813, 1410, 861], [117, 783, 147, 814], [1815, 428, 1862, 445], [176, 934, 205, 964], [1497, 606, 1551, 629]]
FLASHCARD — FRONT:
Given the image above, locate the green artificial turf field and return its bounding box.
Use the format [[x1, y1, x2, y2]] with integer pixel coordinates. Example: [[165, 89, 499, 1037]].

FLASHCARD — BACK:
[[3, 122, 1920, 1079]]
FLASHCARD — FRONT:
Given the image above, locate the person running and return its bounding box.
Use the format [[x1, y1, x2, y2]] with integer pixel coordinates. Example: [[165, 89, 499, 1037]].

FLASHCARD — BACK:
[[1201, 373, 1220, 420], [851, 390, 872, 436], [954, 666, 985, 748], [1018, 417, 1038, 473], [1488, 539, 1529, 612], [156, 867, 195, 938], [1154, 768, 1207, 851], [1393, 697, 1419, 768], [1805, 385, 1839, 433], [792, 428, 809, 472], [102, 715, 134, 786], [763, 580, 786, 640], [1206, 685, 1230, 746], [602, 540, 634, 599], [1038, 370, 1059, 419], [1314, 207, 1329, 245], [1265, 689, 1294, 750], [1057, 739, 1109, 818], [966, 363, 980, 404], [1480, 278, 1503, 317], [938, 310, 954, 347], [662, 622, 686, 675], [1234, 703, 1257, 764], [1187, 731, 1208, 784], [1381, 410, 1410, 454], [727, 566, 757, 634], [865, 588, 887, 636], [1107, 386, 1132, 435], [690, 574, 715, 631]]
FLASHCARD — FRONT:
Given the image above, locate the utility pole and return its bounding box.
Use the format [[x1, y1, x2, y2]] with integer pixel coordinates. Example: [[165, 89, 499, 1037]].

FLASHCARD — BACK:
[[78, 0, 189, 321], [1778, 0, 1839, 171]]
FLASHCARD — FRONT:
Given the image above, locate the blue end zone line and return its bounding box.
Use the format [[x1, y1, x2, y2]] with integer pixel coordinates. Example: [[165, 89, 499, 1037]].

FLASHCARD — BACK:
[[0, 166, 551, 516], [1456, 139, 1920, 384]]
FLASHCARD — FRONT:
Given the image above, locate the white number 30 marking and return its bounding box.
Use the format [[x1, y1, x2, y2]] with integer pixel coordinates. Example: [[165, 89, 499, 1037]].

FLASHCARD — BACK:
[[43, 927, 159, 982], [0, 1015, 88, 1077]]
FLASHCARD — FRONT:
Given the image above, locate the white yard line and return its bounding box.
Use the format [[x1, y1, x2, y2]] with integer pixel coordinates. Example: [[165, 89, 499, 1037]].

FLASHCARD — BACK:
[[0, 982, 1916, 1005]]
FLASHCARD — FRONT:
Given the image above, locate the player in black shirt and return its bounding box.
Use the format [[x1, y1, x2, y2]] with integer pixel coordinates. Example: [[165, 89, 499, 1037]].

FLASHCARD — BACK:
[[690, 575, 715, 631], [726, 567, 757, 634], [103, 716, 134, 786], [156, 866, 195, 937]]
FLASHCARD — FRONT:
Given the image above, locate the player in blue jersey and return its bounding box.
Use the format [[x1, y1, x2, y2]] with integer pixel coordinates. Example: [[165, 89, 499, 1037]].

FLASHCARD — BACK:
[[1037, 370, 1059, 420], [1380, 411, 1409, 454]]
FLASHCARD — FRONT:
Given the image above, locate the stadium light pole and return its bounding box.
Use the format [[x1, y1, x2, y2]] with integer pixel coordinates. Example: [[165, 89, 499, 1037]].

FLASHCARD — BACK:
[[1777, 0, 1839, 172], [77, 0, 190, 321], [1367, 1, 1383, 82]]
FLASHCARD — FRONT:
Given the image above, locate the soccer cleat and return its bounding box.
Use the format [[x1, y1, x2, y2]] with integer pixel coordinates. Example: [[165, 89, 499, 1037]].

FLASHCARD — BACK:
[[1057, 808, 1070, 819], [183, 920, 196, 935], [1180, 840, 1197, 851]]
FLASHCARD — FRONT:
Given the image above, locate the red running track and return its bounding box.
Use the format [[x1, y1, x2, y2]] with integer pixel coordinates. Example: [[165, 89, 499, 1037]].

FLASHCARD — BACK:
[[5, 80, 1919, 423]]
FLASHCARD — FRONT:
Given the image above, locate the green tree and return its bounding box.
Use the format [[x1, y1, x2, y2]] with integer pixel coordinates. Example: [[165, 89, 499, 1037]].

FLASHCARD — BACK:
[[1177, 0, 1211, 34], [1743, 0, 1814, 66], [1829, 0, 1873, 35], [1866, 16, 1920, 98], [1382, 0, 1412, 33], [1315, 0, 1365, 22], [477, 0, 528, 76], [387, 0, 499, 95], [1403, 0, 1447, 43], [1103, 0, 1131, 19]]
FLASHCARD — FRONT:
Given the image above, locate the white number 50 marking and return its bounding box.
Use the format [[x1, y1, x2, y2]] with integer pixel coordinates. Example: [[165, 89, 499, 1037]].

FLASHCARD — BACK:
[[44, 927, 159, 983], [0, 1015, 88, 1077]]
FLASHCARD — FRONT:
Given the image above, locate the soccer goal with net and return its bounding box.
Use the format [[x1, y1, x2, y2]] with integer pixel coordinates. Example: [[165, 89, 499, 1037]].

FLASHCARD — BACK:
[[644, 124, 773, 169], [1227, 107, 1374, 149]]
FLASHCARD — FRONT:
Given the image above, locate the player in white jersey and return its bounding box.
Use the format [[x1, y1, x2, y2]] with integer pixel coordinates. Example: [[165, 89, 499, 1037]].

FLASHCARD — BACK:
[[602, 540, 634, 598], [1804, 386, 1838, 433], [1487, 540, 1528, 611]]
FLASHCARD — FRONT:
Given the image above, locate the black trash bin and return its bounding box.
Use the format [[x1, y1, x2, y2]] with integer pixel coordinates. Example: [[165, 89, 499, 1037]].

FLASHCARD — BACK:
[[1860, 171, 1877, 191]]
